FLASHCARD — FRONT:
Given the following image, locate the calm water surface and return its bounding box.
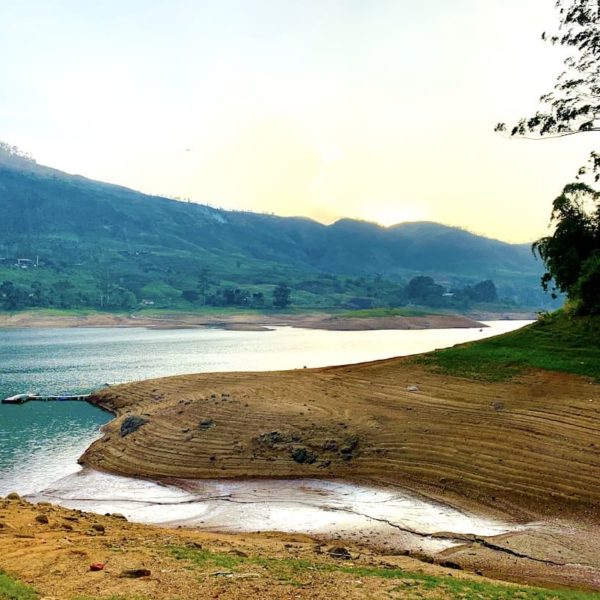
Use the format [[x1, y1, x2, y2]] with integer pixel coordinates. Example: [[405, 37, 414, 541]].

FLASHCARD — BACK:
[[0, 321, 531, 496]]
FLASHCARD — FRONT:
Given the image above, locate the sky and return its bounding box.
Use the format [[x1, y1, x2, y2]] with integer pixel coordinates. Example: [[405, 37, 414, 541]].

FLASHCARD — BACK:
[[0, 0, 596, 243]]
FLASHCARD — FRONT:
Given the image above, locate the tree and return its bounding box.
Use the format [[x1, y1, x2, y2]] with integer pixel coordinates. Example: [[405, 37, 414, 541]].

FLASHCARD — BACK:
[[406, 276, 444, 306], [496, 0, 600, 139], [496, 0, 600, 314], [469, 280, 498, 303], [273, 283, 291, 309], [532, 181, 600, 312]]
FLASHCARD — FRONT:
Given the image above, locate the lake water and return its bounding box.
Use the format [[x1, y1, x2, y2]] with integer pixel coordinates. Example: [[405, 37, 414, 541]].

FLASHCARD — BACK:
[[0, 321, 532, 547]]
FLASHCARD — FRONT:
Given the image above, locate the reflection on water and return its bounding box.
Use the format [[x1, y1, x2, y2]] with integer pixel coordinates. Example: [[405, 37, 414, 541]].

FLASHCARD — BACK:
[[0, 321, 532, 399]]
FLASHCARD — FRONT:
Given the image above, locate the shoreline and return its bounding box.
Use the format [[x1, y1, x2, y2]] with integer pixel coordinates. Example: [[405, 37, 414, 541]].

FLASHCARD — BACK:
[[73, 351, 600, 589], [0, 310, 506, 331]]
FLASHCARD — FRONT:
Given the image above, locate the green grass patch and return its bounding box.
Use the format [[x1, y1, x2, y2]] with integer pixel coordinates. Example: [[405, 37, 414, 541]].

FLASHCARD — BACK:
[[0, 570, 38, 600], [168, 545, 599, 599], [418, 311, 600, 382]]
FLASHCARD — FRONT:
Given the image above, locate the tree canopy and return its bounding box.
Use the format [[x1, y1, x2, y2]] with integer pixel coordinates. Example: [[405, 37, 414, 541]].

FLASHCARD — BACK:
[[497, 0, 600, 314], [532, 181, 600, 313], [496, 0, 600, 139]]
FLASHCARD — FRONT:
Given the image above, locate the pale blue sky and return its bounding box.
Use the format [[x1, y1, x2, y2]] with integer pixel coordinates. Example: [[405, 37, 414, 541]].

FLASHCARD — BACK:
[[0, 1, 594, 241]]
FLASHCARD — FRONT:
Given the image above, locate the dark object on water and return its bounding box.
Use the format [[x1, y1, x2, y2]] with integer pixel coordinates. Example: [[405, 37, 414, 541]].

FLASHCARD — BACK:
[[120, 415, 148, 437]]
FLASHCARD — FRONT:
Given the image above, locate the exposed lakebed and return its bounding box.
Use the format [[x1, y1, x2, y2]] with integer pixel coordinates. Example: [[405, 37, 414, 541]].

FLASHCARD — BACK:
[[0, 321, 532, 550]]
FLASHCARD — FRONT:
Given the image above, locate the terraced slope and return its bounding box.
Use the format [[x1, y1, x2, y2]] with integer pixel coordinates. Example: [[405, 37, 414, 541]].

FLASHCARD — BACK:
[[83, 358, 600, 523]]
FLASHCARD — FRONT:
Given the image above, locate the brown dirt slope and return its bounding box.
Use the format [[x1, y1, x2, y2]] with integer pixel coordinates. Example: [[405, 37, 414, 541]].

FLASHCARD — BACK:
[[83, 357, 600, 523], [1, 495, 498, 600]]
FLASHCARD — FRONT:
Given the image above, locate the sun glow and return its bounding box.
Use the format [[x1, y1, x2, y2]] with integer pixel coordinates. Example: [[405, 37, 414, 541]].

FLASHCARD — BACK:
[[372, 205, 428, 227]]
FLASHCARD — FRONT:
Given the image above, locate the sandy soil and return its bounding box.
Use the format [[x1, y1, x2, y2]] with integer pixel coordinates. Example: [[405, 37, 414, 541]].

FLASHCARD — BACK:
[[79, 358, 600, 590], [0, 495, 523, 600], [0, 311, 485, 331]]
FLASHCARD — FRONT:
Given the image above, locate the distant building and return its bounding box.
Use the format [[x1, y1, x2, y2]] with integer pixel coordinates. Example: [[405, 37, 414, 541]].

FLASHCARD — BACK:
[[16, 258, 34, 268]]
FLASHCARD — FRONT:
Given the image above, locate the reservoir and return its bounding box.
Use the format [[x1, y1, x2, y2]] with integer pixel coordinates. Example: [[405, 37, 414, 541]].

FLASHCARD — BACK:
[[0, 321, 532, 547]]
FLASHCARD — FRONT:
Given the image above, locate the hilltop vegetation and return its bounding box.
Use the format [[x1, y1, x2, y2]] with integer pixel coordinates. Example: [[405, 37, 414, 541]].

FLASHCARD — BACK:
[[0, 144, 554, 313]]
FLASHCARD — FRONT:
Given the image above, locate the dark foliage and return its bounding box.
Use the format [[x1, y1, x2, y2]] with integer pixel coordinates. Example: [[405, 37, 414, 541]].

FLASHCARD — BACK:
[[496, 0, 600, 138], [533, 182, 600, 313]]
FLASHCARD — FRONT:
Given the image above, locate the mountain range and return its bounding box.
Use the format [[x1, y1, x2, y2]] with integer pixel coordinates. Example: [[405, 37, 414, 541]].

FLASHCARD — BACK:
[[0, 144, 551, 311]]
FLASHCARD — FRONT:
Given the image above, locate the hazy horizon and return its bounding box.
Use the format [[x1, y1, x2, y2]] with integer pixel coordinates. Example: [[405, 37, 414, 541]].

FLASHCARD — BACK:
[[2, 0, 595, 243]]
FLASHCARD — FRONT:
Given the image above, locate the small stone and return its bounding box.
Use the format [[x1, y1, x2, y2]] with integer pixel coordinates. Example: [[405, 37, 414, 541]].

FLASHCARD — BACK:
[[328, 546, 351, 560], [120, 568, 151, 578], [111, 513, 127, 520], [35, 514, 49, 524], [199, 419, 215, 431], [92, 523, 105, 533], [6, 492, 20, 501]]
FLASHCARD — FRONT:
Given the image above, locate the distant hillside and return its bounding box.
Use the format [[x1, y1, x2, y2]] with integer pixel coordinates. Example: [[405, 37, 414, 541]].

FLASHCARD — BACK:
[[0, 144, 553, 311]]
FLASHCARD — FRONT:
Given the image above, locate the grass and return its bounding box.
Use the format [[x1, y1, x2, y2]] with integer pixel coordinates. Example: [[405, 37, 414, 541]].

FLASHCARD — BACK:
[[418, 311, 600, 382], [0, 570, 38, 600], [168, 545, 600, 599]]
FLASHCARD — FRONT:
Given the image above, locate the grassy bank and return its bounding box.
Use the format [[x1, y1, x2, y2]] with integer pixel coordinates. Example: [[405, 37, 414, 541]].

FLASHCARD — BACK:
[[419, 311, 600, 381], [169, 545, 599, 600], [0, 570, 37, 600]]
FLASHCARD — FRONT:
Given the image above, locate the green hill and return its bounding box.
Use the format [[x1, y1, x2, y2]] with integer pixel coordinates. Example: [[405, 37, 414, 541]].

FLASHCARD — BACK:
[[0, 144, 553, 312]]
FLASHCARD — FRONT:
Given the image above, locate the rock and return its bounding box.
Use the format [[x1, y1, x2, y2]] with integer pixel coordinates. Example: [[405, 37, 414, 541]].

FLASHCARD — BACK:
[[6, 492, 20, 501], [89, 562, 106, 571], [491, 401, 505, 412], [199, 419, 215, 431], [35, 514, 49, 524], [120, 568, 151, 578], [340, 435, 359, 456], [290, 446, 317, 464], [322, 439, 338, 452], [111, 513, 127, 520], [407, 385, 419, 392], [228, 549, 248, 558], [92, 523, 105, 533], [120, 415, 148, 437], [257, 431, 290, 447], [439, 560, 462, 570], [328, 546, 352, 560]]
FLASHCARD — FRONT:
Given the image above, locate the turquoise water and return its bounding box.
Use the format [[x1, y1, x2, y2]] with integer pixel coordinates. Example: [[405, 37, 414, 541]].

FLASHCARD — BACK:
[[0, 322, 531, 495]]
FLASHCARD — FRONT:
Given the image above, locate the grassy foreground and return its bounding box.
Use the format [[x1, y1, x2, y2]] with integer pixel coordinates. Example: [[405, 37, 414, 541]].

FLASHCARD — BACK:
[[168, 545, 599, 600], [5, 547, 599, 600], [0, 570, 37, 600], [419, 311, 600, 382]]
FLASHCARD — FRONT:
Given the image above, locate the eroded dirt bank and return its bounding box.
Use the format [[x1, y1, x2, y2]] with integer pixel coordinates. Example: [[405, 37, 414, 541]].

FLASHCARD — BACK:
[[0, 495, 494, 600], [0, 310, 485, 331], [79, 358, 600, 589]]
